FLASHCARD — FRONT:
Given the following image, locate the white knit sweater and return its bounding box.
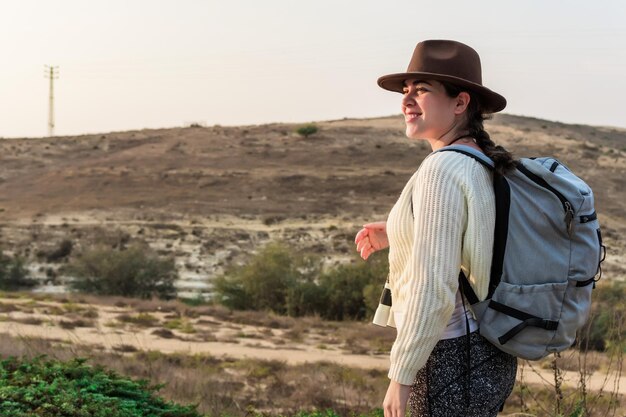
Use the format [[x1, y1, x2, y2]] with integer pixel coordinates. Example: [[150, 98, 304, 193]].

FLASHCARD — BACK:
[[386, 150, 495, 385]]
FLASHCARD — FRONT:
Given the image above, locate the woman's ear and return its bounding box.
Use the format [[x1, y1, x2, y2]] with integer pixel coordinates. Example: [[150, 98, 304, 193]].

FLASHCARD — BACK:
[[454, 92, 471, 115]]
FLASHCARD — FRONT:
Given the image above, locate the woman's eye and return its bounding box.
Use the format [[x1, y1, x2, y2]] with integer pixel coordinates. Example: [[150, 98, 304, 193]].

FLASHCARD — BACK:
[[402, 87, 427, 95]]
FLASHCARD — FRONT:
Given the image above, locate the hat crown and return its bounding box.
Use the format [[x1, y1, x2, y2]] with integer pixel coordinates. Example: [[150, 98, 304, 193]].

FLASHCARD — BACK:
[[377, 39, 506, 113], [407, 40, 482, 85]]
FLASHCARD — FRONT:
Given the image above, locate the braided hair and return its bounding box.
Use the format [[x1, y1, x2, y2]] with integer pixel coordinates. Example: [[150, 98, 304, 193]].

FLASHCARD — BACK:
[[441, 81, 516, 175]]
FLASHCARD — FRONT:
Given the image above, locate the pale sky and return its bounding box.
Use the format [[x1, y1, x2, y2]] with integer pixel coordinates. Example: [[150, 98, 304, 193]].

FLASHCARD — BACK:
[[1, 0, 625, 138]]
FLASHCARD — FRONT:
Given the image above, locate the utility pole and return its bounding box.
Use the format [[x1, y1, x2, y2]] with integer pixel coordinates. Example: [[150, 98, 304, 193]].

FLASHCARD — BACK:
[[44, 65, 59, 137]]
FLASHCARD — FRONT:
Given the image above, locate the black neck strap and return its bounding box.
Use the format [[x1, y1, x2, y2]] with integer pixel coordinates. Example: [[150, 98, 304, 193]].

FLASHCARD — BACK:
[[448, 134, 474, 145]]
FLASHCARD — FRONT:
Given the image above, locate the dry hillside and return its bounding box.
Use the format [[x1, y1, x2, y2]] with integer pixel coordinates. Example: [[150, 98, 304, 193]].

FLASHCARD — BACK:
[[0, 114, 624, 296]]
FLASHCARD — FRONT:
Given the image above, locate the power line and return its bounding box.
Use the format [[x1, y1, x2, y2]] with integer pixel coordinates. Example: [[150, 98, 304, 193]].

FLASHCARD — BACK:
[[44, 65, 59, 137]]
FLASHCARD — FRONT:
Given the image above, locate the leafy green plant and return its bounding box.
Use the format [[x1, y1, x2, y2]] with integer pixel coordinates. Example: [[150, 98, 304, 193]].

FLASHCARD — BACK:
[[66, 244, 177, 300], [296, 124, 319, 138], [0, 356, 202, 417]]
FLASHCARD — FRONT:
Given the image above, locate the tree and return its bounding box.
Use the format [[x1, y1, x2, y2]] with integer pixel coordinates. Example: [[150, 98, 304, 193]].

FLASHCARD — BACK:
[[296, 124, 319, 138]]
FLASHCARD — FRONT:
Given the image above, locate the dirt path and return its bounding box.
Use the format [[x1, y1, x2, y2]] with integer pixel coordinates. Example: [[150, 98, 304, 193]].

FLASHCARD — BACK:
[[1, 296, 623, 395]]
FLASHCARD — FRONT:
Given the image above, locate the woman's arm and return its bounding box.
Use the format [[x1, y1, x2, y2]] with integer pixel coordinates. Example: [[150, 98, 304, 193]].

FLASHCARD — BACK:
[[388, 153, 468, 385]]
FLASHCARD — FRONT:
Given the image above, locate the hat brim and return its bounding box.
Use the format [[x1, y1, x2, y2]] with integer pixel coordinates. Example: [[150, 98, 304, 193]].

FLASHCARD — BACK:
[[377, 72, 506, 113]]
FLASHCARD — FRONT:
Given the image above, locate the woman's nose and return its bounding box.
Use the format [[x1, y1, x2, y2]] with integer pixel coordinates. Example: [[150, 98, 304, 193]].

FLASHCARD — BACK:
[[401, 93, 415, 108]]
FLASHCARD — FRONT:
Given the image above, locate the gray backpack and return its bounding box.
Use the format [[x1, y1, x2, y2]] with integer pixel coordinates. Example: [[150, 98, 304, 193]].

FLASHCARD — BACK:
[[438, 146, 606, 360]]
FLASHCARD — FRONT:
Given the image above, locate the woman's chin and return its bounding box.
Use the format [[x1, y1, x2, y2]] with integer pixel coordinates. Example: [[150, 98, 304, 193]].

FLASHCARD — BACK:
[[405, 129, 424, 140], [405, 127, 418, 138]]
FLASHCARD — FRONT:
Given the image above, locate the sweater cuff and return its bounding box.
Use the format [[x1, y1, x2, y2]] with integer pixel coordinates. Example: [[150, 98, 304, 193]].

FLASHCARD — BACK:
[[388, 362, 419, 386]]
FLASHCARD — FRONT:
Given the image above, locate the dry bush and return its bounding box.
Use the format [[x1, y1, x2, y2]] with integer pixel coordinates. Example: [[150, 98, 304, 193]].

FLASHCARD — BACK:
[[41, 305, 65, 315], [164, 318, 196, 334], [82, 309, 99, 319], [333, 321, 394, 355], [4, 316, 45, 326], [230, 309, 296, 329], [283, 321, 310, 343], [195, 318, 220, 326], [58, 318, 95, 329], [0, 302, 19, 313], [112, 344, 139, 353], [0, 291, 23, 299], [151, 328, 175, 339], [342, 338, 369, 355], [116, 312, 160, 327], [194, 331, 218, 342]]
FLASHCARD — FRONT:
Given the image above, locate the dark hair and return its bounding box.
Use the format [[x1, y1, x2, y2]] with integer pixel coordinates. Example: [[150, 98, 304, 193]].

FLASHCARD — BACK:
[[440, 81, 516, 175]]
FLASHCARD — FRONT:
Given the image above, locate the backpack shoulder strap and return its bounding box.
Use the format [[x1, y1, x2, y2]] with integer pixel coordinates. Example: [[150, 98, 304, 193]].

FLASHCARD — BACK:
[[435, 145, 495, 170], [489, 173, 510, 298], [410, 145, 495, 216], [425, 146, 510, 302]]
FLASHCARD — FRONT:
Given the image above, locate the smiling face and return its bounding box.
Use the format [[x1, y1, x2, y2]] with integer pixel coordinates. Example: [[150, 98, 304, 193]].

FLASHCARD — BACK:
[[401, 79, 465, 142]]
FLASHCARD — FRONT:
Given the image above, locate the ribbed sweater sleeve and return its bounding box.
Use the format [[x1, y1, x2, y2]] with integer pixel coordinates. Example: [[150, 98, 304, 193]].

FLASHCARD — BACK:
[[387, 152, 493, 385]]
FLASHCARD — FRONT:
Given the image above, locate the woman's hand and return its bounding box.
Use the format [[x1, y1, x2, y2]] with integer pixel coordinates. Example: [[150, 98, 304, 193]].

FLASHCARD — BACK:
[[354, 221, 389, 260], [383, 380, 411, 417]]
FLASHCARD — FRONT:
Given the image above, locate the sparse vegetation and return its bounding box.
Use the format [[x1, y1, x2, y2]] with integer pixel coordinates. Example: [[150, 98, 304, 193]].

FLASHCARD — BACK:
[[1, 332, 622, 417], [0, 291, 623, 416], [66, 243, 177, 300]]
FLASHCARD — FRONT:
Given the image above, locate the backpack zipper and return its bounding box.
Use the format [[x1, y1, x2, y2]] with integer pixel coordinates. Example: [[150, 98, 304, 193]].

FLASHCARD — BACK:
[[517, 163, 574, 237], [564, 202, 574, 237]]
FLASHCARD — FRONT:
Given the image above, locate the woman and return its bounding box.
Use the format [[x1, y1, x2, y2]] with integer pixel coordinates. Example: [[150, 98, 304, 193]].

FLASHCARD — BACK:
[[354, 40, 517, 417]]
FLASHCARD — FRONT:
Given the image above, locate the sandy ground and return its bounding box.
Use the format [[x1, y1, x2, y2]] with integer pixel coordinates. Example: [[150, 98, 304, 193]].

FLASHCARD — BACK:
[[1, 296, 623, 396]]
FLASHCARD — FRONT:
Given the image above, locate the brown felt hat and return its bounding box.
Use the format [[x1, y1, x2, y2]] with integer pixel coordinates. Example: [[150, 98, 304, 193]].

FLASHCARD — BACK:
[[377, 40, 506, 113]]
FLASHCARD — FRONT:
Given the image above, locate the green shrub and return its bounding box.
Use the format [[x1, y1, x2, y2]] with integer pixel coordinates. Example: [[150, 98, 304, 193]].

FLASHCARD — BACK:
[[213, 242, 322, 315], [0, 356, 202, 417], [296, 124, 318, 138], [578, 280, 625, 352], [66, 244, 177, 300], [0, 253, 36, 291], [214, 241, 389, 320], [317, 250, 388, 321]]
